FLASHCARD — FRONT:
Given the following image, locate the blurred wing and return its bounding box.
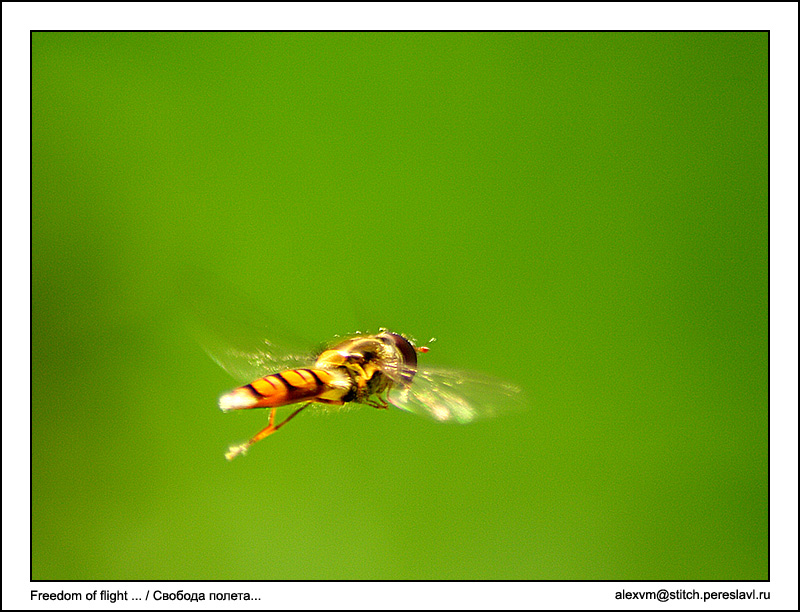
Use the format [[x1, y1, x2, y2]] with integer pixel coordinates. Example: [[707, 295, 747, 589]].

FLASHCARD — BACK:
[[198, 321, 315, 383], [387, 367, 526, 424], [175, 271, 317, 383]]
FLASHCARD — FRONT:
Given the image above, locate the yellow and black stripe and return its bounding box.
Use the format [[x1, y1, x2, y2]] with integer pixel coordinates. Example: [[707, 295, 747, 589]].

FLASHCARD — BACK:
[[219, 368, 336, 411]]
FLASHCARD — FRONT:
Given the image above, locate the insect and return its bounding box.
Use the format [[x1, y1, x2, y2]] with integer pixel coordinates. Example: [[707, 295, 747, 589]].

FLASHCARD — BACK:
[[213, 328, 525, 460]]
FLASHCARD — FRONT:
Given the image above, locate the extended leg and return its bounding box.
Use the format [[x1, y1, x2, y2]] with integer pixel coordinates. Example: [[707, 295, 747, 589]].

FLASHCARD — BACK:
[[365, 393, 391, 410], [225, 402, 311, 461]]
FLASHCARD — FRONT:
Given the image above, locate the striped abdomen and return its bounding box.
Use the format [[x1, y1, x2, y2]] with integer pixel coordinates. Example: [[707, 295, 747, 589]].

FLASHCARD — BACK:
[[219, 368, 345, 412]]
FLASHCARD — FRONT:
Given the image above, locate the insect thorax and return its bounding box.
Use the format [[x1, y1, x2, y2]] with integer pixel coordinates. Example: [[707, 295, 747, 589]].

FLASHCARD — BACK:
[[314, 334, 414, 405]]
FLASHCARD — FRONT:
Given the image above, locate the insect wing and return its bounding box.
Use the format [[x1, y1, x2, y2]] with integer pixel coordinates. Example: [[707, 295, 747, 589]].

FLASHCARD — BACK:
[[199, 324, 315, 383], [177, 280, 317, 382], [387, 367, 526, 424]]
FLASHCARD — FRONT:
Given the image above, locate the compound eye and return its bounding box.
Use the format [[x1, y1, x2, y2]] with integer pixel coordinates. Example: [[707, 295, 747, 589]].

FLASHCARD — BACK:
[[383, 333, 417, 384]]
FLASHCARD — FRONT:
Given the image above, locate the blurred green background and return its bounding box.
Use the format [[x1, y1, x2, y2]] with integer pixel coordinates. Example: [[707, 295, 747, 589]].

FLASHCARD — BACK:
[[32, 32, 767, 580]]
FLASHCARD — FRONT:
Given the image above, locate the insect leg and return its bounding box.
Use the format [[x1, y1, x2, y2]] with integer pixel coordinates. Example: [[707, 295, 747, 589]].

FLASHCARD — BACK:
[[365, 394, 391, 410], [225, 402, 312, 461]]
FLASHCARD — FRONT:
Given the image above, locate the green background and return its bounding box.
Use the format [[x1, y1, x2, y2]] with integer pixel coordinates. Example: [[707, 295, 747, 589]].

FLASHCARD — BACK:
[[32, 32, 767, 580]]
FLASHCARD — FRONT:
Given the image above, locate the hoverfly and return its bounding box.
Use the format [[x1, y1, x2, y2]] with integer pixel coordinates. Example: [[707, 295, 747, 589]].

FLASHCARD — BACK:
[[210, 327, 524, 460]]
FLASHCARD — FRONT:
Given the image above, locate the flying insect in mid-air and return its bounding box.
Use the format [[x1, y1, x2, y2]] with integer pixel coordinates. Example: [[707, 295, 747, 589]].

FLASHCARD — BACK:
[[213, 328, 524, 460]]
